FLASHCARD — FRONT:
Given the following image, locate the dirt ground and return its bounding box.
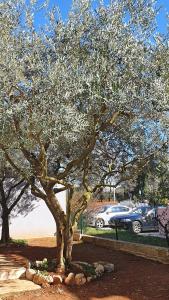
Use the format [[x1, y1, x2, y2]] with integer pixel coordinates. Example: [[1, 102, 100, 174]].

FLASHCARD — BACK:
[[1, 237, 169, 300]]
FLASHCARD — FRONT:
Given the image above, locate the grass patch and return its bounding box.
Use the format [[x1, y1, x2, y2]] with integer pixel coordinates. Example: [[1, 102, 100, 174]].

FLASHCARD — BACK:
[[84, 227, 168, 248]]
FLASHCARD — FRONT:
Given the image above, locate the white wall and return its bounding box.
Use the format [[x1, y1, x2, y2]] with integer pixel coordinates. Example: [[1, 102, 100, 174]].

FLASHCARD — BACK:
[[9, 190, 67, 239]]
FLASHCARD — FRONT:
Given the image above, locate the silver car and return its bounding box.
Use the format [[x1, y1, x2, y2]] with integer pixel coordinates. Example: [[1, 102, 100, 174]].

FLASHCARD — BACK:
[[87, 205, 132, 228]]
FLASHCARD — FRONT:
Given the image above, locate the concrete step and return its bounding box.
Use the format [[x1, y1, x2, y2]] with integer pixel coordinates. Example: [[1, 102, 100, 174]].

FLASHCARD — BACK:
[[0, 266, 26, 280], [0, 254, 27, 281], [0, 279, 41, 296]]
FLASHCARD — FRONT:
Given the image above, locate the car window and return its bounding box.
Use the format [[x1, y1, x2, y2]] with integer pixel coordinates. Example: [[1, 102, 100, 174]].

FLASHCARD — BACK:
[[109, 207, 119, 212], [132, 207, 152, 215], [109, 206, 129, 213], [132, 207, 145, 214], [105, 206, 115, 212], [132, 208, 143, 214], [119, 207, 130, 212]]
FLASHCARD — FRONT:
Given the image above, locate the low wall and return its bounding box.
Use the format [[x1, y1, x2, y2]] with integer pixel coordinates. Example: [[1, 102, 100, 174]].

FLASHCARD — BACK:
[[81, 235, 169, 264]]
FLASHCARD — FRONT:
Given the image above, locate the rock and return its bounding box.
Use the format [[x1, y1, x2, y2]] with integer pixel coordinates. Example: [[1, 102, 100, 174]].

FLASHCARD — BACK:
[[26, 269, 37, 281], [93, 262, 99, 268], [94, 261, 115, 273], [42, 282, 50, 288], [94, 264, 104, 276], [74, 273, 86, 286], [87, 276, 92, 282], [72, 261, 91, 267], [104, 263, 115, 273], [52, 274, 63, 285], [33, 273, 52, 286], [64, 273, 75, 285], [71, 261, 95, 277], [33, 274, 46, 285], [45, 275, 53, 284]]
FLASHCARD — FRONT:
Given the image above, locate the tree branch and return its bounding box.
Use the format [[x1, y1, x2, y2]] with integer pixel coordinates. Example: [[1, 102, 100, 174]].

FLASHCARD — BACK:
[[6, 179, 25, 201], [8, 183, 29, 213]]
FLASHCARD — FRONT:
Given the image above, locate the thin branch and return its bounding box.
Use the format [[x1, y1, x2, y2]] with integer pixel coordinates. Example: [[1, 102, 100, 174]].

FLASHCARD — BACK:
[[0, 146, 23, 175]]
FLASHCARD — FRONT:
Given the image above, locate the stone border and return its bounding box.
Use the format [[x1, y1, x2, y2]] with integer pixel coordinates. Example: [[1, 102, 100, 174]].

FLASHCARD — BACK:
[[81, 235, 169, 264]]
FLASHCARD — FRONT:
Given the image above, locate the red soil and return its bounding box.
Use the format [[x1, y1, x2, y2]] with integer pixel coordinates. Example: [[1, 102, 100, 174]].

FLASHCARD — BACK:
[[1, 237, 169, 300]]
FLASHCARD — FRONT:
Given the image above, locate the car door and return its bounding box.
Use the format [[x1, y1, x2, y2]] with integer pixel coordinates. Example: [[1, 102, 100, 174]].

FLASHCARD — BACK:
[[106, 206, 130, 219], [144, 208, 158, 230]]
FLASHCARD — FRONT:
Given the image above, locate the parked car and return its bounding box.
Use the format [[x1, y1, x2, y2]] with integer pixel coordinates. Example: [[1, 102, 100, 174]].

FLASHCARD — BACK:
[[109, 206, 159, 233], [86, 205, 132, 228]]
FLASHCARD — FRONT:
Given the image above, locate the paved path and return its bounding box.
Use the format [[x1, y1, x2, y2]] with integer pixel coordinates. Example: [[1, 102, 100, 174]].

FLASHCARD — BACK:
[[0, 254, 41, 296], [0, 279, 41, 296], [0, 254, 27, 280]]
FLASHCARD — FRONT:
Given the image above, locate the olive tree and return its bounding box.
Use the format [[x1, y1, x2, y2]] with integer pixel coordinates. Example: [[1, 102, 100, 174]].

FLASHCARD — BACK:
[[0, 0, 168, 272]]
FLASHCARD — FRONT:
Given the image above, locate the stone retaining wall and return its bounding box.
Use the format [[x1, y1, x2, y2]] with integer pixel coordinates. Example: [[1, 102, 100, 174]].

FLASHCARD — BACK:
[[81, 235, 169, 264]]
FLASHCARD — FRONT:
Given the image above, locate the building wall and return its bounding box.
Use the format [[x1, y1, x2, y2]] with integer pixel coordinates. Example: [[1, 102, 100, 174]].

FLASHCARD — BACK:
[[8, 190, 67, 239]]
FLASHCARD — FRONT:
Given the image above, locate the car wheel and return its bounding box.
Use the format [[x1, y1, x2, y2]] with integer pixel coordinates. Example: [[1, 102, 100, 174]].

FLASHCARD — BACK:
[[95, 218, 105, 229], [132, 221, 142, 234]]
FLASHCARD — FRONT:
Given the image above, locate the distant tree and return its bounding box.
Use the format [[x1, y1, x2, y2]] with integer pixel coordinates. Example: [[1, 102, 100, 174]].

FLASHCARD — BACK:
[[0, 166, 35, 244], [132, 149, 169, 204]]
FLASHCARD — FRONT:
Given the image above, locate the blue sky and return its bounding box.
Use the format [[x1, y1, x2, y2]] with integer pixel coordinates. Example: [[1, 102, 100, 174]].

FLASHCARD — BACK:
[[33, 0, 169, 33]]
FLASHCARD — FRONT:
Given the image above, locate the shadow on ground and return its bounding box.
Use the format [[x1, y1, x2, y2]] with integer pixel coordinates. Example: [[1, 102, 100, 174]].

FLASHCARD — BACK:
[[1, 239, 169, 300]]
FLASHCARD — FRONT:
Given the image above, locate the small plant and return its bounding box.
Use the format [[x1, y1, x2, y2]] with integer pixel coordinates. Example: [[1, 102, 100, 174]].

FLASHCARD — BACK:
[[31, 258, 57, 272], [41, 258, 49, 270], [38, 270, 49, 276], [78, 263, 96, 276]]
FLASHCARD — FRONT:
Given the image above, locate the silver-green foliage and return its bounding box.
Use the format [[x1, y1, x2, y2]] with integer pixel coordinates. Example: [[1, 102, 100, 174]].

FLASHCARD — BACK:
[[0, 0, 168, 182]]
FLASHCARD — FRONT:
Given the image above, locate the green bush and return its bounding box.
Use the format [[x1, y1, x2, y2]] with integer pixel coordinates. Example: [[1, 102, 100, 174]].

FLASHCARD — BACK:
[[11, 239, 28, 246]]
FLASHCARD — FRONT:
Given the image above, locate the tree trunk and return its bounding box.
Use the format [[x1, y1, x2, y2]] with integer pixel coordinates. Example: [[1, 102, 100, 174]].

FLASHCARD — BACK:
[[63, 225, 74, 265], [56, 226, 67, 273], [40, 188, 67, 273], [63, 188, 74, 265], [39, 187, 89, 274], [56, 225, 74, 272], [1, 212, 10, 244]]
